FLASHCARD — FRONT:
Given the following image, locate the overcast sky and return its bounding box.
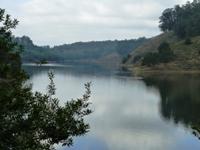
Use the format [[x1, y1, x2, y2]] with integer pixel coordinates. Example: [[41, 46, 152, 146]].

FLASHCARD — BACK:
[[1, 0, 192, 46]]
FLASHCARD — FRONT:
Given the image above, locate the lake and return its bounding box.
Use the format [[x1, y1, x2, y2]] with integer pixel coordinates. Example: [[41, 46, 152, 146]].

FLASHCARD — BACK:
[[22, 63, 200, 150]]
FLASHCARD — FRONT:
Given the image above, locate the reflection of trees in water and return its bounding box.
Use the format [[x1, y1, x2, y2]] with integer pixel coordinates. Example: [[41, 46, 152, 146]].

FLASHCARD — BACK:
[[22, 63, 132, 78], [142, 74, 200, 127]]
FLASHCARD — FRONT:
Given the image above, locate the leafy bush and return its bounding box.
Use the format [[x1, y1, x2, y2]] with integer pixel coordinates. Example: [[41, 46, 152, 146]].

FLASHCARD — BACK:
[[184, 37, 192, 45], [142, 42, 175, 66], [142, 52, 159, 66]]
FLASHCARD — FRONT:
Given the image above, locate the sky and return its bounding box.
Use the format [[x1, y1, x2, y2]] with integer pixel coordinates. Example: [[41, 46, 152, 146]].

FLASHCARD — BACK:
[[1, 0, 193, 46]]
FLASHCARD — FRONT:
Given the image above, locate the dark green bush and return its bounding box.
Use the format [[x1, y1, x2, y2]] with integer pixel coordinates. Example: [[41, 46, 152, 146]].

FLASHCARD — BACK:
[[184, 37, 192, 45]]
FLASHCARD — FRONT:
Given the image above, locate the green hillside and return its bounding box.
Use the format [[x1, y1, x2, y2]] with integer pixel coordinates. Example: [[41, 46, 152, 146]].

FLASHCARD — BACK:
[[172, 36, 200, 70], [124, 1, 200, 73], [124, 34, 200, 72], [14, 36, 147, 64]]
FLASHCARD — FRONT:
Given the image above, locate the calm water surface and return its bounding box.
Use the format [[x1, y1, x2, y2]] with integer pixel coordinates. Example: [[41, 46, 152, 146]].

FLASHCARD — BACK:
[[22, 63, 200, 150]]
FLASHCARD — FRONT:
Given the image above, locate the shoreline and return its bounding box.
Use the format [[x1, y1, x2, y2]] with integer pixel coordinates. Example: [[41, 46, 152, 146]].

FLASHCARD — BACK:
[[124, 65, 200, 77]]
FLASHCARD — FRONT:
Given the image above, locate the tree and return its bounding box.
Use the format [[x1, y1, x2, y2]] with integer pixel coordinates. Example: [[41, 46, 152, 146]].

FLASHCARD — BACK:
[[142, 42, 175, 66], [142, 52, 159, 66], [0, 8, 92, 149], [0, 9, 22, 78], [158, 42, 175, 64], [158, 8, 176, 32], [173, 18, 187, 38], [159, 1, 200, 38], [184, 37, 192, 45], [157, 41, 170, 53]]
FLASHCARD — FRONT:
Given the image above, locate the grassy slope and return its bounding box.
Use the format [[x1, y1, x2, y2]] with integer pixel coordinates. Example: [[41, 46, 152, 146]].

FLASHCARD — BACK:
[[172, 36, 200, 70], [125, 31, 179, 66], [125, 32, 200, 73]]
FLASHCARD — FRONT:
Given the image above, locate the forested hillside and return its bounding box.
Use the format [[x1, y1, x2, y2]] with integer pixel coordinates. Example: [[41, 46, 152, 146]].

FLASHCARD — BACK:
[[125, 0, 200, 71], [14, 36, 147, 63], [14, 36, 60, 62]]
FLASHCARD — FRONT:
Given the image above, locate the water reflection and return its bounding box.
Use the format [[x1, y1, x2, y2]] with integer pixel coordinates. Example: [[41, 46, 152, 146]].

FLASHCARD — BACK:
[[22, 62, 132, 78], [22, 64, 200, 150], [142, 73, 200, 127]]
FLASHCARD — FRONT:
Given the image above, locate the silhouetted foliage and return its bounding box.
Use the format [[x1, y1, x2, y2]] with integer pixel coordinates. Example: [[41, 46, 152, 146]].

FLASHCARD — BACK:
[[0, 8, 92, 149], [0, 9, 22, 78], [192, 120, 200, 140]]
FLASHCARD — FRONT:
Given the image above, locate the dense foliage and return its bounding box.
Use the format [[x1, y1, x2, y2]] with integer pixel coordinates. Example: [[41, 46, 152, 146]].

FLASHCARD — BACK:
[[52, 40, 118, 60], [184, 37, 192, 45], [13, 36, 60, 62], [0, 9, 22, 78], [0, 8, 92, 149], [158, 0, 200, 38], [142, 42, 175, 66], [141, 52, 159, 66]]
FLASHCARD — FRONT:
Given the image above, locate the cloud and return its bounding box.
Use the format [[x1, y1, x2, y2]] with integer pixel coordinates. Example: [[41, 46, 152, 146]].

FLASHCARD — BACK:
[[1, 0, 194, 46]]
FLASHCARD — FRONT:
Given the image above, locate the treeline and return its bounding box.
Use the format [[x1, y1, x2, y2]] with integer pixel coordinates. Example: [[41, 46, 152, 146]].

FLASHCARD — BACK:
[[13, 36, 147, 62], [51, 40, 118, 60], [159, 0, 200, 38], [14, 36, 61, 62]]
